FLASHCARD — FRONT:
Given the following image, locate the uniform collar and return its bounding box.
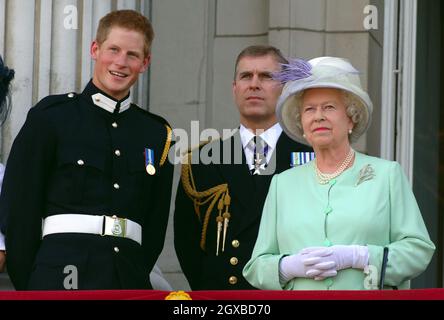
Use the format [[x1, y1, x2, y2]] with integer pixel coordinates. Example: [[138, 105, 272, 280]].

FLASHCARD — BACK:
[[83, 80, 131, 114]]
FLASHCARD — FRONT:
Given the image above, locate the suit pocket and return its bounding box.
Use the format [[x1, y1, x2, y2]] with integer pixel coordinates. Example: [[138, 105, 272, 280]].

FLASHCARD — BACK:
[[49, 148, 107, 205]]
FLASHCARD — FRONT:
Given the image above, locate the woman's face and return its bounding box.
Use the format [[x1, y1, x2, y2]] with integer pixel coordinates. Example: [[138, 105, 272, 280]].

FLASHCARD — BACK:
[[300, 88, 353, 149]]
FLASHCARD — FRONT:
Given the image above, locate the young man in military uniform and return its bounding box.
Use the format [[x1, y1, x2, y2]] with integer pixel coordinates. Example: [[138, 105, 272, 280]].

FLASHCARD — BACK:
[[0, 10, 174, 290], [174, 45, 312, 290]]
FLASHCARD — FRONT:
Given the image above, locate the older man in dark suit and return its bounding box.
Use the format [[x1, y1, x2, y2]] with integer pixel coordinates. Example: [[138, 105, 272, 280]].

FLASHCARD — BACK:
[[174, 45, 312, 290]]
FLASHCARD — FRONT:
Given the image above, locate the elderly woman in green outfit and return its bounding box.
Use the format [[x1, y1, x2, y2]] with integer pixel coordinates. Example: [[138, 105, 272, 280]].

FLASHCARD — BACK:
[[243, 57, 435, 290]]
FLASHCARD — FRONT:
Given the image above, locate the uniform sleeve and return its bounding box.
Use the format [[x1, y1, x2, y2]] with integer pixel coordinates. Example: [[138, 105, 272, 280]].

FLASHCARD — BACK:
[[242, 175, 284, 290], [173, 162, 205, 289], [0, 107, 56, 289], [142, 129, 174, 274], [367, 162, 435, 287]]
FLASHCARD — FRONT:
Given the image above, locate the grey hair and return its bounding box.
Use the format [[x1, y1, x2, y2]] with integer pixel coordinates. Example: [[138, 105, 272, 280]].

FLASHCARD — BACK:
[[343, 91, 364, 126]]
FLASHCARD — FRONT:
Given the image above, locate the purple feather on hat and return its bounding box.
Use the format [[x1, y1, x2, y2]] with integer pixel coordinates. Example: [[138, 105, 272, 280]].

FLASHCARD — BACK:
[[272, 58, 312, 84]]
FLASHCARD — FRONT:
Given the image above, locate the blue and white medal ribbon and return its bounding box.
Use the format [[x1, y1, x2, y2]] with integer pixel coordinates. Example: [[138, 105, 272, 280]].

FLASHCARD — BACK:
[[291, 152, 315, 167], [145, 148, 156, 175]]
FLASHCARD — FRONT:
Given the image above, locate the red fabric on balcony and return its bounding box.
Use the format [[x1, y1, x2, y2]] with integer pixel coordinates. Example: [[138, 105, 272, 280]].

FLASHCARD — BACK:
[[0, 289, 443, 300]]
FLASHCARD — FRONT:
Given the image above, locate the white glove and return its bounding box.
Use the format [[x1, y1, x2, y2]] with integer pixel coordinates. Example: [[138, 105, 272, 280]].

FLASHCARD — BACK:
[[302, 245, 369, 272], [279, 248, 338, 284]]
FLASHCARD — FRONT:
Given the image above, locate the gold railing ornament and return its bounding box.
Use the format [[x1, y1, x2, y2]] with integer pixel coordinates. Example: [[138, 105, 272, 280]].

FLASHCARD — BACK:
[[165, 290, 192, 300]]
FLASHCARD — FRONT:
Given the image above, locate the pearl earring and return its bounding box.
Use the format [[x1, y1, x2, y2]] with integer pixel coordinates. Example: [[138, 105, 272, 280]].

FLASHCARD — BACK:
[[302, 133, 306, 138], [348, 129, 352, 135]]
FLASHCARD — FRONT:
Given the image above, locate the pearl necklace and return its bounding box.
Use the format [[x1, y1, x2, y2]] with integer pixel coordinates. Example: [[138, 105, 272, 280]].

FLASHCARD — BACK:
[[315, 148, 355, 184]]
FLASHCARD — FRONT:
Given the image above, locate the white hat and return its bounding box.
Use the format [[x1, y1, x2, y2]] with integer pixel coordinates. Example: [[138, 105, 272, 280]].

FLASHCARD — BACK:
[[275, 56, 373, 145]]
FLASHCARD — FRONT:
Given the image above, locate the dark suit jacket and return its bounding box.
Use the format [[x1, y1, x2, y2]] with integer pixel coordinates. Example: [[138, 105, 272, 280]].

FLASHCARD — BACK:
[[174, 131, 311, 290]]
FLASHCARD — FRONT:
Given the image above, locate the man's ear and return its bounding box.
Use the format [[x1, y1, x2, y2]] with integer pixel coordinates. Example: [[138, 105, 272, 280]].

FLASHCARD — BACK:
[[232, 80, 237, 97], [90, 41, 99, 60], [140, 54, 151, 73]]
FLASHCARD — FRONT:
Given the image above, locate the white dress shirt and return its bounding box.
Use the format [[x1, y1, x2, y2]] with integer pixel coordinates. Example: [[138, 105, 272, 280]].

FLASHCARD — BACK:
[[239, 123, 283, 171]]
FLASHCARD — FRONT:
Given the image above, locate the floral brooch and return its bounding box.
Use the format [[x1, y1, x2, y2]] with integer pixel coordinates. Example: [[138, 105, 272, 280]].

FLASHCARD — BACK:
[[355, 164, 375, 186]]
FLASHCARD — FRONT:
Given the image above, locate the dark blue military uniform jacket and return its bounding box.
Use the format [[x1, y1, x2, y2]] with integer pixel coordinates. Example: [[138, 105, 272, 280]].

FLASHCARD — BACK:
[[174, 132, 311, 290], [0, 81, 174, 290]]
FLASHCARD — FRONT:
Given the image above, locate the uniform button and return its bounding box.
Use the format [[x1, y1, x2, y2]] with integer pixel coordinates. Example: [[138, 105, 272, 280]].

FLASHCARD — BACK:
[[113, 183, 120, 190], [114, 150, 121, 156], [228, 276, 238, 285], [114, 247, 119, 253], [77, 160, 84, 166], [68, 93, 75, 98], [230, 257, 238, 266], [112, 122, 118, 128], [232, 240, 240, 248], [95, 97, 101, 102]]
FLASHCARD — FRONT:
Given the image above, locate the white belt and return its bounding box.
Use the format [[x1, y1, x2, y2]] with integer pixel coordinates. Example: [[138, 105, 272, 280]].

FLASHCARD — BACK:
[[42, 214, 142, 245]]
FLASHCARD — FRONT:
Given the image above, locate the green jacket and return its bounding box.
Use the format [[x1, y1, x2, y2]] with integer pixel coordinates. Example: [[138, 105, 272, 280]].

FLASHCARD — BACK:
[[243, 152, 435, 290]]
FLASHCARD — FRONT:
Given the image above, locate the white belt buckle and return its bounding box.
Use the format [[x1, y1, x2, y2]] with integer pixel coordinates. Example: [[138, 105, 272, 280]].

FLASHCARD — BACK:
[[102, 215, 127, 238]]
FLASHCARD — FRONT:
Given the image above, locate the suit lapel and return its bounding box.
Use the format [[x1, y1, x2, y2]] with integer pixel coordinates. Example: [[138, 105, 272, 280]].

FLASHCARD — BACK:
[[274, 132, 294, 173], [231, 133, 291, 234], [252, 133, 296, 200]]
